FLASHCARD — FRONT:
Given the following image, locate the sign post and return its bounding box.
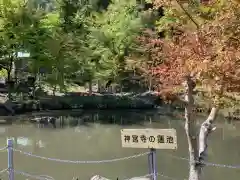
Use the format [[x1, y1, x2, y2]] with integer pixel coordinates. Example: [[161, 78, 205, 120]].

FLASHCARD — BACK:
[[148, 148, 157, 180], [121, 128, 177, 180], [7, 138, 14, 180]]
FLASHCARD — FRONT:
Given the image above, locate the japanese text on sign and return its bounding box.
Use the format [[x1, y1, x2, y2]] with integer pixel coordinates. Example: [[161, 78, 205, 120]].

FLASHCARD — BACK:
[[121, 129, 177, 149]]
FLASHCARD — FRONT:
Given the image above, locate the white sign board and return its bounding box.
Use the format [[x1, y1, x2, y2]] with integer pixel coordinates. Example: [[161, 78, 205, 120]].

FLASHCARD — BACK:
[[121, 128, 177, 149]]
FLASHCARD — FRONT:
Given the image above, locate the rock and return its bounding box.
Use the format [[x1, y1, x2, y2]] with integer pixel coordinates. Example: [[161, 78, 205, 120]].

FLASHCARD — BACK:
[[90, 175, 110, 180], [0, 94, 15, 115], [30, 116, 56, 128], [0, 102, 14, 115], [0, 119, 7, 124], [0, 105, 12, 116], [90, 175, 151, 180], [129, 177, 150, 180]]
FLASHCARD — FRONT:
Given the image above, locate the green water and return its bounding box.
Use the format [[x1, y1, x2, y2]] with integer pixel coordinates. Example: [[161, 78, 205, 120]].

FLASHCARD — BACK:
[[0, 110, 239, 180]]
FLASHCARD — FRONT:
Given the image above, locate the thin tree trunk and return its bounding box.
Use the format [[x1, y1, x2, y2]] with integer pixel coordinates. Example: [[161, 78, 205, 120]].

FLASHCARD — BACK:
[[53, 85, 56, 96], [148, 76, 152, 91], [184, 76, 220, 180], [97, 80, 101, 93], [89, 80, 92, 95], [184, 76, 200, 180], [7, 56, 14, 100]]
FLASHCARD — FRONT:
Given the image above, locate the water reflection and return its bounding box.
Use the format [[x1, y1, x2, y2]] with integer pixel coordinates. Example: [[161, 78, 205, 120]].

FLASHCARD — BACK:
[[0, 110, 239, 180], [27, 109, 183, 129]]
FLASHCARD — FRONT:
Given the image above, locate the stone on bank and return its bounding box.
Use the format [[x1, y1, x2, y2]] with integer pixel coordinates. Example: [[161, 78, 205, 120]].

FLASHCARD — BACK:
[[90, 175, 150, 180]]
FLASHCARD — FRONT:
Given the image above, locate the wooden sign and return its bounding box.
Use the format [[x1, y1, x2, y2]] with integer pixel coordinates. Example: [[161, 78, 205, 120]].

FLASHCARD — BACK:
[[121, 128, 177, 149]]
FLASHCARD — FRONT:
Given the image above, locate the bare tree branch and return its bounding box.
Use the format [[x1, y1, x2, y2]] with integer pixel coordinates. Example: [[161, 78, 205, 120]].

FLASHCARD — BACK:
[[198, 107, 218, 166], [174, 0, 199, 29]]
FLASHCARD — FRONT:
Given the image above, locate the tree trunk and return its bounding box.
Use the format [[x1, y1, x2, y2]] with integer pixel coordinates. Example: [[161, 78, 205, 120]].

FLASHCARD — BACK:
[[7, 69, 11, 82], [88, 80, 92, 95], [53, 85, 56, 96], [184, 76, 219, 180], [148, 75, 152, 91], [184, 76, 200, 180], [97, 80, 101, 93], [7, 56, 14, 100]]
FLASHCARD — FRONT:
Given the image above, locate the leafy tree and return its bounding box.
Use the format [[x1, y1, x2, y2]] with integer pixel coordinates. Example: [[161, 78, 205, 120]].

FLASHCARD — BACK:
[[148, 1, 240, 180], [0, 0, 69, 96], [57, 0, 97, 92], [32, 10, 86, 93], [58, 0, 149, 91], [0, 0, 41, 98], [88, 0, 145, 86]]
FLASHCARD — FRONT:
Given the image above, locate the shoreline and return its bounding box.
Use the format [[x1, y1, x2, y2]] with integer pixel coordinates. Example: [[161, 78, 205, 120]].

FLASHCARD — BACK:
[[0, 91, 238, 121]]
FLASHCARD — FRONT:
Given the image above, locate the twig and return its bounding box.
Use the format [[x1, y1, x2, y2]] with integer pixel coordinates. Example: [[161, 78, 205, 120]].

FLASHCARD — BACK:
[[174, 0, 199, 29]]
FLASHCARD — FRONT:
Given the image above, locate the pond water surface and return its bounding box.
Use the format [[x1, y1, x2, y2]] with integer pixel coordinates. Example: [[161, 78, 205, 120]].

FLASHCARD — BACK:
[[0, 110, 239, 180]]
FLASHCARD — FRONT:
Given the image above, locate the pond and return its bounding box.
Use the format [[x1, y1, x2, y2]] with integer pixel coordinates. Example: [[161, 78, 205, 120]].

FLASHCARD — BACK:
[[0, 110, 239, 180]]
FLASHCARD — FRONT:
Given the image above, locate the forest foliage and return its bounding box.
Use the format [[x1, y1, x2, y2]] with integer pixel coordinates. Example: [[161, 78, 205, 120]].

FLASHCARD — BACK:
[[0, 0, 239, 101]]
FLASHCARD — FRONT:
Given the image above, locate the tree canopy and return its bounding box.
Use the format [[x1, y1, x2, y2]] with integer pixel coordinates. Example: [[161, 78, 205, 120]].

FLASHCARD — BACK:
[[0, 0, 238, 96]]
